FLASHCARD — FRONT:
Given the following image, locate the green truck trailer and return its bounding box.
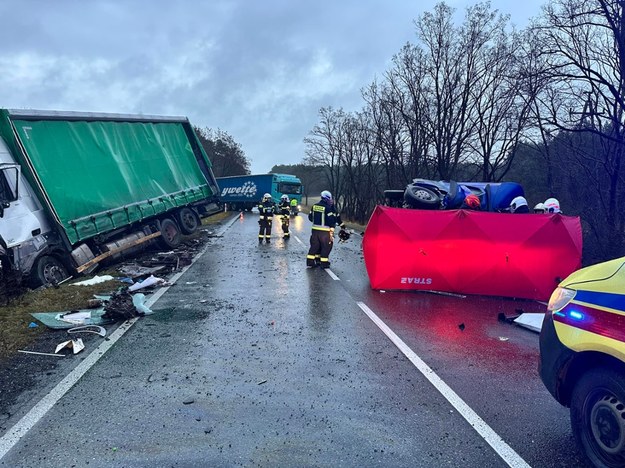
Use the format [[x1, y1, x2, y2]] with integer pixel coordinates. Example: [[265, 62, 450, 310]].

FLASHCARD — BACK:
[[0, 109, 220, 286]]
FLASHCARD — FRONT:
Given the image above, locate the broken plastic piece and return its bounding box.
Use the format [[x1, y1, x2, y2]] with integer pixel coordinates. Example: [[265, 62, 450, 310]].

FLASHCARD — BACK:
[[71, 275, 114, 286], [68, 325, 107, 337], [18, 350, 66, 357], [513, 313, 545, 333], [132, 293, 153, 315], [55, 338, 85, 355], [55, 311, 91, 325], [128, 275, 166, 292]]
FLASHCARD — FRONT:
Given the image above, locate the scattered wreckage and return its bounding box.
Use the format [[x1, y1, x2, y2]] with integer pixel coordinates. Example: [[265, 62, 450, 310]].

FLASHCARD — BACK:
[[19, 234, 214, 357], [0, 108, 220, 289]]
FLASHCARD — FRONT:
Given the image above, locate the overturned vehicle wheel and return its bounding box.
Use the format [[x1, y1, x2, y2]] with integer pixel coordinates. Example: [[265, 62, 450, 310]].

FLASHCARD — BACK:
[[403, 185, 441, 209]]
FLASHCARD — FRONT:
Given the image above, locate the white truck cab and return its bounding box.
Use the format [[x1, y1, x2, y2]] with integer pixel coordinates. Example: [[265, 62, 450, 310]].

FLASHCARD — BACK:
[[0, 136, 55, 282]]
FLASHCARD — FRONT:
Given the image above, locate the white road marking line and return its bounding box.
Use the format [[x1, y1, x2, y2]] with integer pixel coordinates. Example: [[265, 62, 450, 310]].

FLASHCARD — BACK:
[[325, 269, 340, 281], [357, 302, 531, 468], [0, 317, 139, 459], [0, 216, 235, 461], [293, 234, 304, 245]]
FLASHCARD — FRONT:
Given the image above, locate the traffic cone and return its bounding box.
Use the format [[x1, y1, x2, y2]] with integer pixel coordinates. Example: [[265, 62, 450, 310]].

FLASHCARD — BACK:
[[239, 212, 244, 220]]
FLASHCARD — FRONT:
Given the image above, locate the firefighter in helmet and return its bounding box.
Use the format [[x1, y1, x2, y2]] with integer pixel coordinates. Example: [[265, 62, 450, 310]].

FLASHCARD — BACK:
[[278, 194, 291, 239], [306, 190, 346, 268], [290, 196, 299, 216], [258, 193, 276, 243]]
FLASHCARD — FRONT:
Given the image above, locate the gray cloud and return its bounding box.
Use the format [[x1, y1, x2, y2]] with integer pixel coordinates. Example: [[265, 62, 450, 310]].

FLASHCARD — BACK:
[[0, 0, 544, 172]]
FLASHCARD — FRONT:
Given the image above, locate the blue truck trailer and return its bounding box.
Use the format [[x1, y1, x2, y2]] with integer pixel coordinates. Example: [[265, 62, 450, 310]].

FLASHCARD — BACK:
[[216, 173, 303, 212]]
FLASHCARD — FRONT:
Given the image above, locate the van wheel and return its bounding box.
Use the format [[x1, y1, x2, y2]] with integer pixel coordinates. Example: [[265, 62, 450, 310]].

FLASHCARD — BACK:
[[32, 255, 69, 287], [403, 185, 441, 209], [571, 368, 625, 467], [177, 207, 200, 235], [158, 218, 182, 249]]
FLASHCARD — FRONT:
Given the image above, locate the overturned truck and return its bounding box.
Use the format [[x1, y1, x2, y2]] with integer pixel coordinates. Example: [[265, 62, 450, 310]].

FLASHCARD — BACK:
[[0, 109, 220, 287]]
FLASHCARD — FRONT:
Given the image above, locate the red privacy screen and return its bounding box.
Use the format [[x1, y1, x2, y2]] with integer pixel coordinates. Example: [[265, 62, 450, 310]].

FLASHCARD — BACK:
[[363, 206, 583, 301]]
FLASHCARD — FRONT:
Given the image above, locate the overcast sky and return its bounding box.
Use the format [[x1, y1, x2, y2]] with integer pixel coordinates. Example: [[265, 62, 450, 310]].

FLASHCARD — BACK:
[[0, 1, 545, 174]]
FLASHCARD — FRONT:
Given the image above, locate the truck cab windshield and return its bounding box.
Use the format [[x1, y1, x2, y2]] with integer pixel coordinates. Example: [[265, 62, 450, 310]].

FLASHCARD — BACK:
[[278, 183, 302, 195]]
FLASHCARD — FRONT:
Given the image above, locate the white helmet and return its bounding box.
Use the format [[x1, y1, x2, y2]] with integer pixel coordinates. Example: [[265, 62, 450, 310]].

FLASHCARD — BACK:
[[533, 202, 546, 214], [281, 194, 289, 202], [263, 193, 272, 201], [321, 190, 332, 201], [544, 198, 561, 214], [510, 196, 528, 213]]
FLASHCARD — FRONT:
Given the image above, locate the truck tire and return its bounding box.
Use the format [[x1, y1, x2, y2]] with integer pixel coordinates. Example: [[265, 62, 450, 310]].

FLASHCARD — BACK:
[[177, 207, 200, 235], [158, 217, 182, 249], [570, 367, 625, 467], [403, 185, 441, 209], [31, 255, 69, 287]]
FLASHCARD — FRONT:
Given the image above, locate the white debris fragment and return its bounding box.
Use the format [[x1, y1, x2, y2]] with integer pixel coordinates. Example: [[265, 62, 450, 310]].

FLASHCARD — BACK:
[[514, 313, 545, 333], [71, 275, 114, 286]]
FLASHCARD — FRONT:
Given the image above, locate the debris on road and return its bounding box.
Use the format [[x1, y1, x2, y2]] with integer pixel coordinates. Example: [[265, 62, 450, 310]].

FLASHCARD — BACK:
[[497, 311, 521, 323], [102, 288, 146, 321], [56, 310, 92, 325], [55, 338, 85, 355], [31, 309, 112, 329], [117, 264, 165, 279], [513, 313, 545, 333], [128, 275, 166, 292], [18, 350, 66, 357], [71, 275, 115, 286], [68, 325, 107, 337]]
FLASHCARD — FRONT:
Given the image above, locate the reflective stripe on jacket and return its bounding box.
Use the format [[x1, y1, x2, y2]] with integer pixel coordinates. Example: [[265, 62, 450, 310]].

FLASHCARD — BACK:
[[308, 200, 343, 231]]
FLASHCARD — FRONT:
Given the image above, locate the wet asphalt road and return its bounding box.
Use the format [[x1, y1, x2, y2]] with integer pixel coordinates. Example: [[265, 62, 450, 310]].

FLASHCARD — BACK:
[[0, 212, 589, 467]]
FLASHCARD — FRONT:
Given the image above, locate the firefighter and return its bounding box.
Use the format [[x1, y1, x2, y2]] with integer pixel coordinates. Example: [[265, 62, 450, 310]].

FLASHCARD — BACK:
[[258, 193, 276, 243], [278, 194, 291, 239], [306, 190, 346, 268], [290, 197, 299, 216]]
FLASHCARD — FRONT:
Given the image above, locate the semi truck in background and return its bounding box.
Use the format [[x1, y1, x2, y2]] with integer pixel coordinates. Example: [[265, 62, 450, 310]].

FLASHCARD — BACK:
[[0, 109, 220, 287], [216, 173, 303, 212]]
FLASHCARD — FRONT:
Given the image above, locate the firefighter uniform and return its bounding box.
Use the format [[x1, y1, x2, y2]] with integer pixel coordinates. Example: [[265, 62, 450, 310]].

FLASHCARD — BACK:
[[290, 197, 298, 215], [278, 199, 291, 238], [307, 196, 344, 268], [258, 198, 276, 243]]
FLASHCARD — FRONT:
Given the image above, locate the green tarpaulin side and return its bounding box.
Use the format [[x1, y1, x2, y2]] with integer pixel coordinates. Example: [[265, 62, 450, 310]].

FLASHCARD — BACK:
[[5, 118, 213, 245]]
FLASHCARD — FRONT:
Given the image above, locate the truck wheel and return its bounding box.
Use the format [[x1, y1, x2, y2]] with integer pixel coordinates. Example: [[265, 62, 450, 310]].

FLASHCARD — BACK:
[[403, 185, 441, 209], [158, 218, 182, 249], [177, 207, 200, 235], [571, 368, 625, 467], [32, 255, 69, 287]]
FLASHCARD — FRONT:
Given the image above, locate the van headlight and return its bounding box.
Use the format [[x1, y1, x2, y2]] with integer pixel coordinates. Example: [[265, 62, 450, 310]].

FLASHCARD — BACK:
[[547, 287, 577, 312]]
